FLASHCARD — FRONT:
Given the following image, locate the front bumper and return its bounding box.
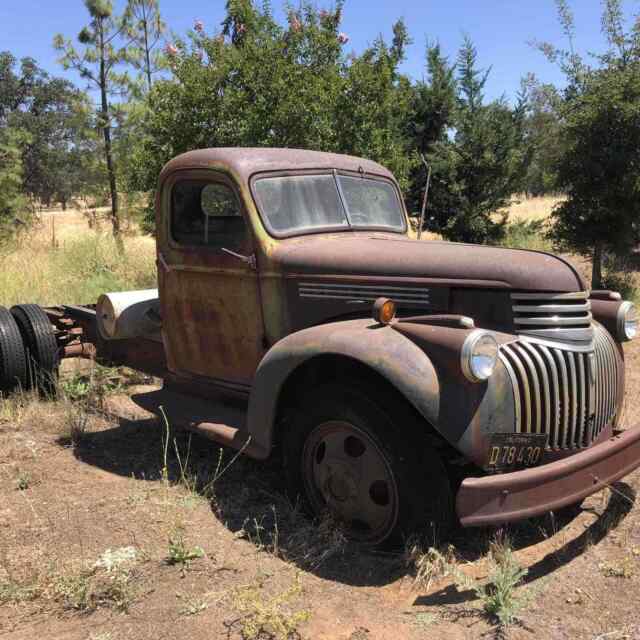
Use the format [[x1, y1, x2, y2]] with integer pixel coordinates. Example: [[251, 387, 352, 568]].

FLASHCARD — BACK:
[[456, 426, 640, 527]]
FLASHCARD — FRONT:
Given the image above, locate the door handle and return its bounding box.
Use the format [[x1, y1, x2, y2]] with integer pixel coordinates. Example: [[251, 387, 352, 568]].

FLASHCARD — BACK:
[[221, 248, 257, 270]]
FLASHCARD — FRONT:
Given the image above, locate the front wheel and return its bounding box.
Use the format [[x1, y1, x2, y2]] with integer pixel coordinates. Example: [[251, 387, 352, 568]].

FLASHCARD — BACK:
[[283, 384, 453, 547]]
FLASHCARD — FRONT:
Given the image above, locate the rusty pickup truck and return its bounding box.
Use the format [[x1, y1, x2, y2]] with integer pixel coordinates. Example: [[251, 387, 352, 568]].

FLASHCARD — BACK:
[[2, 147, 639, 545]]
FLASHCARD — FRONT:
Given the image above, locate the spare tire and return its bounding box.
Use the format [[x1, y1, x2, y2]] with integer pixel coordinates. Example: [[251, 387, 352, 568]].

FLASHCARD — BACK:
[[10, 304, 59, 392], [0, 306, 27, 392]]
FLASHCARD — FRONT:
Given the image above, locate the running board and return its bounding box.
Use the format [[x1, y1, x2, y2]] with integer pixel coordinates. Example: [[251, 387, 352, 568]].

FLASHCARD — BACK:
[[129, 387, 266, 459]]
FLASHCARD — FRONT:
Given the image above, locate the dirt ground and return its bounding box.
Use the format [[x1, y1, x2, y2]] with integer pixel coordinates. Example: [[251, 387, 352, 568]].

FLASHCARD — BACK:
[[0, 353, 638, 640]]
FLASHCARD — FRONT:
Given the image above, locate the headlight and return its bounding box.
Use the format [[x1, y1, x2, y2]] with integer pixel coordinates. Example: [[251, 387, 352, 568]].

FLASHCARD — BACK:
[[461, 330, 499, 382], [617, 301, 638, 341]]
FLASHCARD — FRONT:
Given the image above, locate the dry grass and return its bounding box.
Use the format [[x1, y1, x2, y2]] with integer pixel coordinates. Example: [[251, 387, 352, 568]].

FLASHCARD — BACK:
[[0, 208, 156, 308], [505, 194, 564, 223], [229, 572, 311, 640]]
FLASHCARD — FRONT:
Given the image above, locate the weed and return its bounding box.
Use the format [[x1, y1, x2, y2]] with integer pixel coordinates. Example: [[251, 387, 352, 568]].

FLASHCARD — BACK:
[[412, 612, 438, 630], [416, 534, 534, 627], [0, 578, 41, 605], [599, 558, 635, 579], [476, 537, 530, 626], [230, 572, 311, 640], [60, 364, 123, 409], [61, 401, 90, 446], [15, 469, 31, 491], [166, 523, 204, 570], [176, 590, 209, 616], [51, 565, 94, 611], [405, 539, 457, 591], [49, 547, 140, 613]]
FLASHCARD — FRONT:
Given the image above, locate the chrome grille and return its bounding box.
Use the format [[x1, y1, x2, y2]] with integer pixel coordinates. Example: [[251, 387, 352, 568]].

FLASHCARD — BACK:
[[511, 291, 593, 344], [499, 325, 621, 450], [298, 282, 431, 308]]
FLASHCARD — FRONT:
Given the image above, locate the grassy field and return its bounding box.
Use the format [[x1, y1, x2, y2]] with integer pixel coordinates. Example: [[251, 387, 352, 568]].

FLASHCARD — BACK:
[[0, 209, 156, 308]]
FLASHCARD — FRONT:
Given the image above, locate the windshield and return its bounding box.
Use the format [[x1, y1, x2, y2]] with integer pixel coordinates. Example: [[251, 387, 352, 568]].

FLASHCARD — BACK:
[[253, 173, 406, 236]]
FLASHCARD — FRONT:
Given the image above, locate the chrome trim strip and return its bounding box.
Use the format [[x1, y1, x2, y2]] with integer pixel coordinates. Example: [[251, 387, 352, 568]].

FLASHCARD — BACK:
[[576, 353, 587, 447], [512, 303, 590, 313], [522, 341, 551, 437], [514, 313, 593, 326], [552, 348, 570, 449], [516, 329, 594, 349], [299, 283, 432, 306], [539, 345, 561, 448], [503, 344, 532, 433], [499, 352, 522, 433], [511, 292, 590, 301], [518, 345, 542, 434], [566, 352, 578, 449], [299, 282, 431, 293]]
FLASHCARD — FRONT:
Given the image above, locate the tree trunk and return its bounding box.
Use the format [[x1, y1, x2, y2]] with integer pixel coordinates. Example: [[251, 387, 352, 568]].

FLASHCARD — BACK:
[[143, 6, 152, 91], [592, 242, 603, 290], [98, 21, 122, 249]]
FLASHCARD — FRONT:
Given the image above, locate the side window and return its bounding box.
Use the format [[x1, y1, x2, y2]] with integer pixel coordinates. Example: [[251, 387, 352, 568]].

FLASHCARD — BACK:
[[170, 180, 247, 249]]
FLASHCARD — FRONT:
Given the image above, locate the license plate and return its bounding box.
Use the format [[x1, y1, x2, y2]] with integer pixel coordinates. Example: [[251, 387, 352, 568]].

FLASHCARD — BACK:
[[485, 433, 548, 472]]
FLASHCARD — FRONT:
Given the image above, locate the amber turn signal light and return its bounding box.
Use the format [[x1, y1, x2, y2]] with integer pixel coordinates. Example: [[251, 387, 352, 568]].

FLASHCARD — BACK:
[[373, 297, 396, 325]]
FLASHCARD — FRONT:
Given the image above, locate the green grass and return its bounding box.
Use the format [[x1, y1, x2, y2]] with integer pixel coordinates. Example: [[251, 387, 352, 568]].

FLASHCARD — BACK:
[[0, 228, 156, 307], [499, 218, 554, 253]]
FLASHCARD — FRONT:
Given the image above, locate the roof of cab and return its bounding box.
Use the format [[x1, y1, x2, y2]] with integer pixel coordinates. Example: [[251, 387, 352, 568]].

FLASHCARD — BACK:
[[159, 147, 395, 184]]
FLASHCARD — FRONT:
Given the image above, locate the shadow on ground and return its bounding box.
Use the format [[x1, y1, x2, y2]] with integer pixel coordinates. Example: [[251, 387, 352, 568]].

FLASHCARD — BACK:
[[65, 401, 637, 590]]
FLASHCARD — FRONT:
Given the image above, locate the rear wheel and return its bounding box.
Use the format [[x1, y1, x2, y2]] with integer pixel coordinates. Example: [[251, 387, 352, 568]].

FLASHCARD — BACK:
[[0, 306, 27, 392], [10, 304, 58, 392], [283, 384, 453, 547]]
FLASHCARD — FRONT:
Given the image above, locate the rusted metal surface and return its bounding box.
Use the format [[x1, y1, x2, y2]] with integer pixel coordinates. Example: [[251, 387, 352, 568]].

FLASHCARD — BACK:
[[590, 297, 626, 339], [246, 318, 441, 460], [269, 234, 585, 293], [130, 387, 265, 458], [61, 342, 96, 359], [160, 148, 396, 186], [456, 425, 640, 527], [44, 305, 166, 377], [156, 168, 265, 386]]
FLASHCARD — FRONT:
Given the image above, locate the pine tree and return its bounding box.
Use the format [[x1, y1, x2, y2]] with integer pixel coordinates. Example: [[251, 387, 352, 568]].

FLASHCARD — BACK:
[[54, 0, 129, 241]]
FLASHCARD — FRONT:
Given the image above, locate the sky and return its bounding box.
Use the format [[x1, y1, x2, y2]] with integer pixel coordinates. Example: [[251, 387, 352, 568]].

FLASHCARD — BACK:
[[1, 0, 637, 103]]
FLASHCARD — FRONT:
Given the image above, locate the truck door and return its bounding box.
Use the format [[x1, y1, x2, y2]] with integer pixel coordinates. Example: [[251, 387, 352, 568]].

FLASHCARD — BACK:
[[157, 169, 265, 391]]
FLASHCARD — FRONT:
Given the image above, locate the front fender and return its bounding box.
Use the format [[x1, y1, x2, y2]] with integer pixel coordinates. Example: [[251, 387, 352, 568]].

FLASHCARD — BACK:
[[247, 318, 516, 466]]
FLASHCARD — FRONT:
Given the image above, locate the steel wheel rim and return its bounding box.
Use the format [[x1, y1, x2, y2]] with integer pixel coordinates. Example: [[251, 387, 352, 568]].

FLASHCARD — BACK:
[[301, 420, 399, 544]]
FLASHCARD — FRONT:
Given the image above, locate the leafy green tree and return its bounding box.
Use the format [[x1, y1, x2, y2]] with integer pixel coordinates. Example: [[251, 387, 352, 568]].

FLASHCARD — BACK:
[[0, 52, 102, 211], [336, 21, 417, 192], [420, 38, 529, 243], [0, 127, 30, 238], [124, 0, 166, 93], [406, 43, 456, 213], [519, 75, 562, 197], [126, 1, 417, 229], [541, 0, 640, 288], [54, 0, 130, 239]]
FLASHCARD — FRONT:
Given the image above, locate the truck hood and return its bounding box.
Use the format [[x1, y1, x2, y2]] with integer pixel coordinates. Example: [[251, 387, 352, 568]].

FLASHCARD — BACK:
[[270, 234, 585, 292]]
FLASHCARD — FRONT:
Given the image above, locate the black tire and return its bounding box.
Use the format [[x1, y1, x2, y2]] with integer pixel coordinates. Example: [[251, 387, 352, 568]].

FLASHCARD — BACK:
[[0, 306, 28, 392], [283, 383, 454, 548], [10, 304, 59, 393]]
